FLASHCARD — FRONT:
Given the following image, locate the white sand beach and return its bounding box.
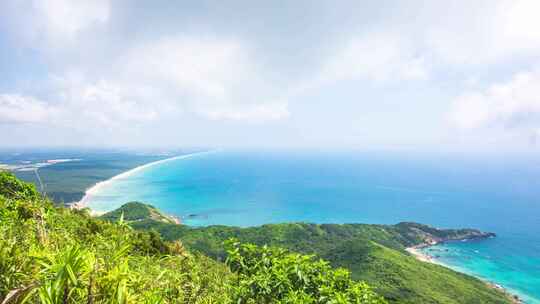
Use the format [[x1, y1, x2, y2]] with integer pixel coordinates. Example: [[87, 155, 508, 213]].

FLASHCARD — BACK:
[[73, 151, 214, 210]]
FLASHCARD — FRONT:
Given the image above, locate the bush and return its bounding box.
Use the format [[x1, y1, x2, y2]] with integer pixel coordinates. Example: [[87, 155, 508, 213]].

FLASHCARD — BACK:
[[225, 239, 387, 304], [0, 171, 41, 201]]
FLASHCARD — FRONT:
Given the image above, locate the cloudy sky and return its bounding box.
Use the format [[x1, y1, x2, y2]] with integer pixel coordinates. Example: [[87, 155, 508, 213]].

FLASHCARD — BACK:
[[1, 0, 540, 151]]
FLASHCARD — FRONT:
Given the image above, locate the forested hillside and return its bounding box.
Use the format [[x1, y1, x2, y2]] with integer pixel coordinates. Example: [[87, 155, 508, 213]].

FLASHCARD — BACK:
[[113, 205, 510, 304]]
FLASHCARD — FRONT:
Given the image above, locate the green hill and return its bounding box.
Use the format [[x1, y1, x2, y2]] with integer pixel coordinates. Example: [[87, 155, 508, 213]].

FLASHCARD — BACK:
[[99, 201, 177, 224], [116, 205, 510, 304]]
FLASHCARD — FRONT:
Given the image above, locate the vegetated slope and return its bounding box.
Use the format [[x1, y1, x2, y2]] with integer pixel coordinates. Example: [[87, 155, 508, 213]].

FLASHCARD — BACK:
[[110, 203, 510, 304], [326, 239, 509, 304], [0, 172, 385, 303], [99, 201, 177, 224]]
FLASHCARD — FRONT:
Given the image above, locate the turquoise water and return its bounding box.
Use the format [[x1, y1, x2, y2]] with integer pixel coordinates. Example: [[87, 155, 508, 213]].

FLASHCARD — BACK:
[[86, 150, 540, 303]]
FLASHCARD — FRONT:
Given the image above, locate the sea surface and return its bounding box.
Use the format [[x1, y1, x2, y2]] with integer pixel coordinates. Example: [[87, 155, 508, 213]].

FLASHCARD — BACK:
[[84, 150, 540, 303]]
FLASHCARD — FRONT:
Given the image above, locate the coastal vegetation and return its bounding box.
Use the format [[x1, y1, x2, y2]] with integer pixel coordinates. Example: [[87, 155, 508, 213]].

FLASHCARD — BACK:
[[0, 171, 385, 303]]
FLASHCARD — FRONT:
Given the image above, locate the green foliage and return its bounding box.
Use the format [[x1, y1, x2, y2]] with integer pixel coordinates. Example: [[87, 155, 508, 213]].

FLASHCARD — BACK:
[[34, 246, 92, 304], [0, 174, 231, 303], [0, 171, 41, 201], [225, 239, 386, 304]]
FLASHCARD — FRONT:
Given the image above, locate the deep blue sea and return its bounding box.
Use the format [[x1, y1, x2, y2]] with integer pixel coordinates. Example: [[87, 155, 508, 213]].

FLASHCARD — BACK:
[[85, 150, 540, 303]]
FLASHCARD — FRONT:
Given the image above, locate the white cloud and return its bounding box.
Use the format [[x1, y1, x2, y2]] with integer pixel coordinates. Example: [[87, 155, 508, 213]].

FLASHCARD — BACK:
[[0, 79, 158, 128], [57, 79, 159, 126], [0, 94, 59, 124], [197, 102, 289, 122], [2, 0, 110, 48], [277, 31, 429, 104], [449, 71, 540, 130], [320, 32, 428, 84], [117, 36, 288, 122], [121, 37, 249, 100], [424, 0, 540, 65], [33, 0, 110, 39], [0, 35, 289, 128]]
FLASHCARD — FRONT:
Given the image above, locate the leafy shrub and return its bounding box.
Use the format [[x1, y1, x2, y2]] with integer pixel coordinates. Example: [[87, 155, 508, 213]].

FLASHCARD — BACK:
[[225, 239, 386, 304], [0, 171, 41, 201]]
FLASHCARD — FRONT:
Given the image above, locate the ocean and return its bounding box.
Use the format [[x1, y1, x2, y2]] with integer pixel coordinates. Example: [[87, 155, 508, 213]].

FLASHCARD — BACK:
[[83, 150, 540, 303]]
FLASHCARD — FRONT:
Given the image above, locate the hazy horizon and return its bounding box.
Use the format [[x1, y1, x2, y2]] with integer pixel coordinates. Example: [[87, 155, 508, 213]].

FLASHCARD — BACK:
[[2, 1, 540, 153]]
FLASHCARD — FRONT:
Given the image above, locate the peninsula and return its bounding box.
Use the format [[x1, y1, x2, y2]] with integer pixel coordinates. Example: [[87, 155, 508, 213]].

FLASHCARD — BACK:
[[100, 201, 512, 304]]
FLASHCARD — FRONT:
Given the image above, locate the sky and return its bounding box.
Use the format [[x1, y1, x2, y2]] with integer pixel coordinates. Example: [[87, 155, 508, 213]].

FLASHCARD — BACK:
[[1, 0, 540, 151]]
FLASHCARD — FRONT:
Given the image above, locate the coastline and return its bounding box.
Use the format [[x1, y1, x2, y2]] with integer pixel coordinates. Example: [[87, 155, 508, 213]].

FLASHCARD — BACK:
[[71, 150, 214, 211], [66, 151, 529, 303], [407, 244, 523, 304]]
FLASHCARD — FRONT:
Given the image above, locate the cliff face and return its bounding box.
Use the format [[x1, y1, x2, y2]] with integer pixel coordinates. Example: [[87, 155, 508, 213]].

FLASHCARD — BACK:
[[394, 222, 496, 247]]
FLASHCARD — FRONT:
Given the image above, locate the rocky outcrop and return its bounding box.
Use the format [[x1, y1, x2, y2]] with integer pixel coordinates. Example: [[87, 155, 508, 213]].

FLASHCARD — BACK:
[[395, 222, 496, 247]]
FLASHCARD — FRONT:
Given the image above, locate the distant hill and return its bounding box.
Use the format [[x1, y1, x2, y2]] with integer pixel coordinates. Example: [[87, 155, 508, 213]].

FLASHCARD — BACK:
[[99, 201, 178, 224], [109, 202, 510, 304]]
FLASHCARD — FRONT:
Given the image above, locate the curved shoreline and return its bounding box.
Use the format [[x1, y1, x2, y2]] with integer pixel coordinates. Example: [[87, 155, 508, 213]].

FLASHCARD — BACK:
[[69, 151, 530, 303], [72, 150, 214, 210], [407, 245, 523, 304]]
